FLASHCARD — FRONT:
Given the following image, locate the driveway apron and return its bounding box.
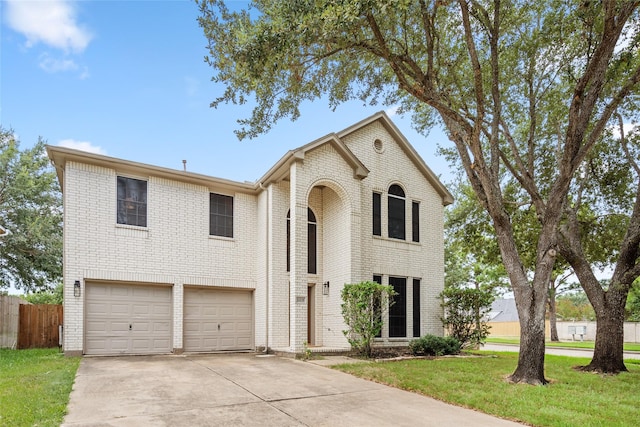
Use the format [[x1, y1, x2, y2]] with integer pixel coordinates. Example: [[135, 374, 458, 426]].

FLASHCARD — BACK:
[[62, 353, 522, 426]]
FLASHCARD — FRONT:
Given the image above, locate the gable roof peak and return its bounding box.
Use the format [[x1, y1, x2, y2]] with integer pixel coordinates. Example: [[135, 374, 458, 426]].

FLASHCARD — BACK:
[[338, 111, 453, 206]]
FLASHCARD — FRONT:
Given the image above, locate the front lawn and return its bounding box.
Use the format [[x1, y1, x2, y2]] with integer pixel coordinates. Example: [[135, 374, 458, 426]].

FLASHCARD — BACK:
[[0, 348, 80, 427], [335, 352, 640, 427]]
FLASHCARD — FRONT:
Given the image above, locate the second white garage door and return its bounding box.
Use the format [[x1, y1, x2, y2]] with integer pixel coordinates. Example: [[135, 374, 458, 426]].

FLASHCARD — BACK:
[[183, 288, 253, 352]]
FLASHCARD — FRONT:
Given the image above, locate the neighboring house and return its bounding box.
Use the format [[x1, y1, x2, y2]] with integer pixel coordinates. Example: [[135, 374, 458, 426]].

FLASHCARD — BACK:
[[0, 225, 9, 237], [487, 299, 519, 322], [47, 112, 453, 356]]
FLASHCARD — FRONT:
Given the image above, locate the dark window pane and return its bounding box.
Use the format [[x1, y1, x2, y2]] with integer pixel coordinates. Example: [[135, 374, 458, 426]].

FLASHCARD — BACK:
[[388, 193, 405, 239], [288, 208, 317, 273], [373, 275, 382, 337], [389, 277, 406, 337], [389, 184, 405, 197], [308, 208, 316, 274], [210, 193, 233, 237], [117, 176, 147, 227], [286, 211, 290, 272], [308, 222, 317, 274], [412, 201, 420, 242], [413, 279, 421, 337], [373, 192, 381, 236], [308, 208, 316, 222]]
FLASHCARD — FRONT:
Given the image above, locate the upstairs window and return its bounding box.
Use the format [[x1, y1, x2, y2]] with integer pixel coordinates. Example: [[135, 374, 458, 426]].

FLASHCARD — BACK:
[[287, 208, 317, 274], [412, 201, 420, 242], [287, 211, 290, 272], [373, 192, 381, 236], [388, 184, 405, 240], [117, 176, 147, 227], [210, 193, 233, 238], [308, 209, 317, 274]]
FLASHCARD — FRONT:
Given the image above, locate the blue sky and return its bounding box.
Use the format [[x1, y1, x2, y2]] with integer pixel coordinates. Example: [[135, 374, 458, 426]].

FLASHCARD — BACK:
[[1, 0, 453, 185]]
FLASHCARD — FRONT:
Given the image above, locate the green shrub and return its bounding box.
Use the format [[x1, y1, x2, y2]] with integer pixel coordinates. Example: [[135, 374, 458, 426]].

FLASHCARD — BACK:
[[409, 334, 461, 356], [341, 281, 396, 357], [440, 286, 493, 349]]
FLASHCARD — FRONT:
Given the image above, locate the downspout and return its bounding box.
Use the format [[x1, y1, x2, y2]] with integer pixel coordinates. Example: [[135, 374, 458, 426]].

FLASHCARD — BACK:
[[260, 182, 269, 353]]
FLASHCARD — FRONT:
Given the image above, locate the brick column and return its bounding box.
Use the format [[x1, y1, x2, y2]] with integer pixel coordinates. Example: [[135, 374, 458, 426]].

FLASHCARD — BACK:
[[289, 162, 307, 352], [173, 282, 183, 353]]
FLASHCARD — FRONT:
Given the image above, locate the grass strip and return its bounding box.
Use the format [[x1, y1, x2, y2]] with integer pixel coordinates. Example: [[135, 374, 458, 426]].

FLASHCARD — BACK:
[[335, 352, 640, 427], [0, 348, 80, 427]]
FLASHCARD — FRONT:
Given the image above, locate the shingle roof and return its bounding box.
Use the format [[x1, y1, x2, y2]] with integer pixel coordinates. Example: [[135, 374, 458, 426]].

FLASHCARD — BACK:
[[487, 298, 519, 322]]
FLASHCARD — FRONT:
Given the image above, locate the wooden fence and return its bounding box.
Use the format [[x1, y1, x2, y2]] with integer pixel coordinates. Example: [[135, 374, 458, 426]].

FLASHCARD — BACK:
[[0, 295, 29, 349], [487, 321, 550, 338], [18, 304, 63, 349]]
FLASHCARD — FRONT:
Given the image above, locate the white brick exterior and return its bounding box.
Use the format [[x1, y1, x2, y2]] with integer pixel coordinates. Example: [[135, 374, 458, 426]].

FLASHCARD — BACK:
[[49, 112, 452, 355]]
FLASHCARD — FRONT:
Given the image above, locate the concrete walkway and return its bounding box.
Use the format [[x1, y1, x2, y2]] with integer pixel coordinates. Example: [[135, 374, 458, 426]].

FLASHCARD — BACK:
[[63, 353, 522, 426]]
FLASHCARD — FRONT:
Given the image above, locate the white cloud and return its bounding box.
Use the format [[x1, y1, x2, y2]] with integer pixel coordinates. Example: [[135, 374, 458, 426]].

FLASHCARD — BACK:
[[39, 53, 78, 73], [5, 0, 92, 53], [58, 139, 106, 155]]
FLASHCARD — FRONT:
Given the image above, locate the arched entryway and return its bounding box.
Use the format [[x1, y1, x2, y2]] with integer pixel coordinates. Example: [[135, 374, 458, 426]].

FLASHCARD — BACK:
[[304, 180, 351, 348]]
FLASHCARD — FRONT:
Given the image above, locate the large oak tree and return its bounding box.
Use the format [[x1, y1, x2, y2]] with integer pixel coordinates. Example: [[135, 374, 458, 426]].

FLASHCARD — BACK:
[[197, 0, 640, 384], [0, 129, 62, 292]]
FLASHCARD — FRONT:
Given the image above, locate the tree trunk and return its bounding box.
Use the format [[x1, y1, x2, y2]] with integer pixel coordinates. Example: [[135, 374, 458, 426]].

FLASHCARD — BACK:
[[509, 313, 548, 385], [548, 290, 559, 342], [579, 291, 628, 373]]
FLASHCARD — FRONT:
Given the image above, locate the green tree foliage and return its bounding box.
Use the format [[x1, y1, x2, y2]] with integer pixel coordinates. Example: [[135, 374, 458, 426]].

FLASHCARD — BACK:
[[444, 181, 579, 342], [441, 284, 494, 350], [445, 182, 513, 295], [341, 281, 396, 357], [626, 281, 640, 322], [23, 282, 63, 305], [556, 292, 596, 322], [198, 0, 640, 383], [0, 129, 62, 292]]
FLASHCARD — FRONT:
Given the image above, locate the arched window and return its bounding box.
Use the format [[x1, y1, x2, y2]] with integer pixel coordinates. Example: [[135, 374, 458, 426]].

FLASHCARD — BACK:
[[388, 184, 405, 240], [287, 208, 317, 274], [308, 209, 317, 274]]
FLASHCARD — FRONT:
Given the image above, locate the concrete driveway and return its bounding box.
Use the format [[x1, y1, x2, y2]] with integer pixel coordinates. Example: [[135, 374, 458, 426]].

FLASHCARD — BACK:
[[63, 353, 522, 427]]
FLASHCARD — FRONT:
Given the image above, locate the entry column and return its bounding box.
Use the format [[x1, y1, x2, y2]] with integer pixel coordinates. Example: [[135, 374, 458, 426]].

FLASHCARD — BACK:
[[289, 162, 308, 353]]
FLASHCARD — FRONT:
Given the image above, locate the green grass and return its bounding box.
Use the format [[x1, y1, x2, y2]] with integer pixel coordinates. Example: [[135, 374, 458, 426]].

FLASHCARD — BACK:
[[335, 352, 640, 427], [0, 348, 80, 427], [486, 337, 640, 352]]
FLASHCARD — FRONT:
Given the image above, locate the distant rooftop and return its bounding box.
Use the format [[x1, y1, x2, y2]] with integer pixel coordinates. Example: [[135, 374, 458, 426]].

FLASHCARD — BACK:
[[487, 299, 519, 322]]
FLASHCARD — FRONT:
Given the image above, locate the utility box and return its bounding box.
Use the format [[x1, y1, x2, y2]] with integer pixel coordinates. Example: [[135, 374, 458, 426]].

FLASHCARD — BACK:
[[569, 325, 586, 341]]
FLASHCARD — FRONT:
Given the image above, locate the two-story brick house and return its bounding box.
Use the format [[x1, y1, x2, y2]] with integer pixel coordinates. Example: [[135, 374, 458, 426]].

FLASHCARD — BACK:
[[48, 112, 452, 356]]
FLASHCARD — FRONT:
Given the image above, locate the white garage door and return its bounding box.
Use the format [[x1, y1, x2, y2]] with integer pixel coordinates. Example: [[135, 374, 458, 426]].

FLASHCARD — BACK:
[[85, 283, 172, 355], [184, 288, 253, 352]]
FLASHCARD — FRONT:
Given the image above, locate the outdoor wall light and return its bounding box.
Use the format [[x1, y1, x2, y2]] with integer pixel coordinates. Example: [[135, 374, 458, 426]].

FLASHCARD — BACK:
[[323, 281, 330, 296], [74, 280, 81, 298]]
